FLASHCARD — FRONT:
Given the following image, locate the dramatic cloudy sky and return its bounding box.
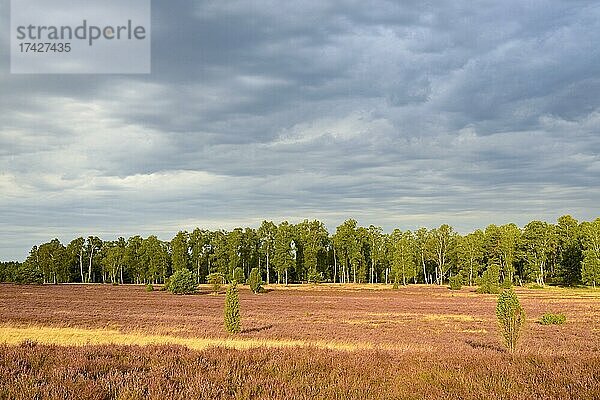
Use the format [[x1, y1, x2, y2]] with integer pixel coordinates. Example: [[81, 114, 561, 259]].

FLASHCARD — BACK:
[[1, 1, 599, 260]]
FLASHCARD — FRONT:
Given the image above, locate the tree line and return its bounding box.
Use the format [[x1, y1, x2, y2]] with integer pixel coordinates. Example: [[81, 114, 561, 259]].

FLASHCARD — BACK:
[[1, 215, 599, 287]]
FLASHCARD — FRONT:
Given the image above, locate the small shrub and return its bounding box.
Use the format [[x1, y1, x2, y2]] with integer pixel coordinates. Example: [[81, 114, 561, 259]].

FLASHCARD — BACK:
[[145, 284, 154, 292], [247, 268, 263, 294], [528, 283, 545, 290], [496, 289, 526, 352], [540, 313, 566, 325], [477, 264, 501, 294], [448, 275, 462, 291], [207, 273, 226, 294], [224, 281, 241, 334], [501, 278, 513, 289], [232, 267, 245, 284], [167, 269, 197, 295]]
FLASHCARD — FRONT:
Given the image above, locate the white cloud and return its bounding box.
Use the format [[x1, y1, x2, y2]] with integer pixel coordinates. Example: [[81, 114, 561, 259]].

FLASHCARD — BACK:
[[1, 0, 599, 259]]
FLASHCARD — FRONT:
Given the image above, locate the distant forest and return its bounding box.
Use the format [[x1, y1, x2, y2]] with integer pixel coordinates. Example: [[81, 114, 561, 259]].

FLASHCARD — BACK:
[[1, 216, 599, 287]]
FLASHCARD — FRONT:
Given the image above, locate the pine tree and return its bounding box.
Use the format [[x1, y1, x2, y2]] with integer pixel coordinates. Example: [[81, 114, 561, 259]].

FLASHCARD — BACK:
[[224, 281, 241, 333]]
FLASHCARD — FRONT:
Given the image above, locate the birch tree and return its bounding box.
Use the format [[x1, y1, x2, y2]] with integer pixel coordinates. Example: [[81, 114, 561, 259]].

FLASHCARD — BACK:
[[125, 235, 144, 284], [258, 221, 277, 285], [274, 221, 295, 284], [556, 215, 582, 285], [297, 219, 328, 283], [520, 221, 557, 285], [333, 220, 361, 283], [367, 225, 384, 284], [499, 224, 520, 284], [190, 228, 210, 283], [456, 230, 485, 286], [391, 229, 416, 285], [414, 228, 431, 284], [581, 218, 600, 287], [430, 224, 457, 285], [67, 237, 86, 283], [171, 231, 190, 272], [38, 239, 68, 284], [85, 236, 102, 283]]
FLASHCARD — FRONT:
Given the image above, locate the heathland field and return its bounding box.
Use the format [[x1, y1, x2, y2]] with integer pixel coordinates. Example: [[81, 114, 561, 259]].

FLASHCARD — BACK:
[[1, 284, 599, 399]]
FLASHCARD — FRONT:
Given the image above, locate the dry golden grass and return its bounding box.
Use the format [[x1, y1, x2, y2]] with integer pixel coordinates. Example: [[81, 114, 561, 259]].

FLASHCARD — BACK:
[[0, 324, 382, 352]]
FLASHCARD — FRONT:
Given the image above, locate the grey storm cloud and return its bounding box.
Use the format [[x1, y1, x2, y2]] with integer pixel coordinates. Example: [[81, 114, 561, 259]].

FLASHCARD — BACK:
[[1, 0, 600, 259]]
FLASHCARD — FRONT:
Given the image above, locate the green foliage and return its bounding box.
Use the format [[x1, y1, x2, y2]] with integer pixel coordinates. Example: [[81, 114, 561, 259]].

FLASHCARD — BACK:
[[499, 224, 520, 283], [332, 219, 362, 284], [307, 270, 323, 284], [456, 230, 485, 286], [101, 241, 126, 284], [140, 235, 169, 284], [224, 281, 241, 334], [519, 221, 556, 286], [207, 272, 225, 294], [448, 275, 462, 290], [166, 269, 197, 295], [297, 219, 329, 283], [170, 231, 190, 272], [476, 264, 501, 294], [145, 284, 154, 292], [258, 220, 277, 285], [247, 268, 263, 294], [0, 261, 21, 283], [14, 215, 600, 287], [496, 289, 525, 352], [306, 269, 323, 283], [579, 218, 600, 288], [232, 267, 245, 284], [273, 221, 295, 284], [500, 278, 513, 289], [15, 262, 43, 284], [226, 229, 244, 277], [539, 313, 566, 325], [391, 229, 416, 286], [430, 224, 458, 285], [556, 215, 583, 285], [37, 239, 69, 284], [581, 250, 600, 288]]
